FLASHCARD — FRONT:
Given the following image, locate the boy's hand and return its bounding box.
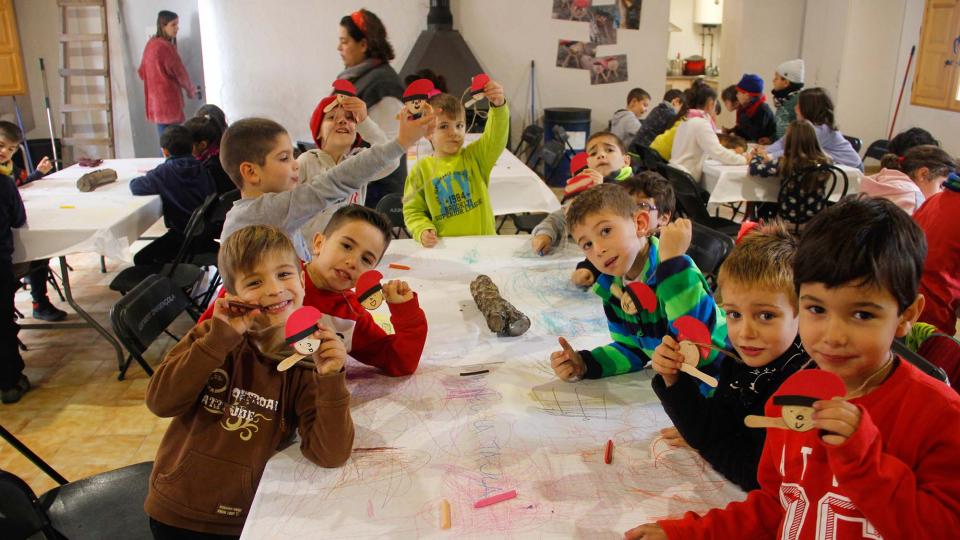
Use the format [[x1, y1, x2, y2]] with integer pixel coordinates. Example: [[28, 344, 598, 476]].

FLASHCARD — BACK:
[[624, 523, 668, 540], [551, 336, 586, 382], [312, 325, 346, 375], [397, 104, 438, 148], [571, 268, 595, 288], [658, 218, 692, 261], [420, 229, 439, 248], [484, 80, 505, 107], [532, 234, 552, 255], [339, 96, 368, 123], [212, 296, 261, 335], [36, 156, 53, 174], [651, 335, 682, 387], [659, 426, 689, 447], [383, 279, 414, 304], [813, 397, 862, 446]]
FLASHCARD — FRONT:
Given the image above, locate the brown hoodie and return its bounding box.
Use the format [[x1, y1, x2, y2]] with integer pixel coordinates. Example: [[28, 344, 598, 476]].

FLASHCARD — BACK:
[[144, 318, 354, 536]]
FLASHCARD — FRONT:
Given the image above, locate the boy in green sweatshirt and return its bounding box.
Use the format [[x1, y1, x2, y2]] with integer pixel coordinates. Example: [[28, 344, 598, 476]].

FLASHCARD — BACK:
[[402, 79, 509, 247]]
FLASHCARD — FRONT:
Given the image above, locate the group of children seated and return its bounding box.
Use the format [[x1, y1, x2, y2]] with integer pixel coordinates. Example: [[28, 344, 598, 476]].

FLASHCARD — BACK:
[[3, 60, 957, 538]]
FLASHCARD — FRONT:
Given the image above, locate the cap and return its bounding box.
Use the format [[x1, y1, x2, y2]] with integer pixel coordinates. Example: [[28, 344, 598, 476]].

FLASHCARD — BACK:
[[285, 306, 323, 345]]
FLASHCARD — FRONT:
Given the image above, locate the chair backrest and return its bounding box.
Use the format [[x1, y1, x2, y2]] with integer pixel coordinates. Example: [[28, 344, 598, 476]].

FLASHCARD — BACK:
[[892, 340, 949, 384], [687, 221, 735, 286], [864, 139, 889, 161], [169, 192, 220, 270], [110, 275, 191, 357], [777, 163, 848, 232], [629, 144, 668, 174], [843, 135, 863, 153], [536, 140, 567, 181], [552, 125, 570, 146], [374, 193, 406, 238], [0, 469, 56, 539], [513, 124, 544, 165], [661, 165, 714, 224]]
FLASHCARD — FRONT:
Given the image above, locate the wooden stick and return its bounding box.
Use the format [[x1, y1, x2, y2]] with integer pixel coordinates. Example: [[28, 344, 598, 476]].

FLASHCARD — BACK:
[[744, 415, 787, 430], [686, 340, 742, 362], [277, 353, 306, 372], [440, 499, 451, 529], [679, 363, 719, 387]]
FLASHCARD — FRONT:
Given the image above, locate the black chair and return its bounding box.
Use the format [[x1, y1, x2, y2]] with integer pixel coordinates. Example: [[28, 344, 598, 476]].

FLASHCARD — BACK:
[[188, 189, 240, 308], [892, 340, 949, 385], [375, 193, 408, 238], [687, 222, 735, 290], [295, 140, 317, 157], [661, 165, 741, 237], [110, 274, 192, 379], [864, 139, 889, 162], [843, 135, 862, 154], [508, 213, 549, 234], [777, 164, 849, 234], [628, 144, 668, 174], [532, 139, 567, 183], [512, 124, 544, 167]]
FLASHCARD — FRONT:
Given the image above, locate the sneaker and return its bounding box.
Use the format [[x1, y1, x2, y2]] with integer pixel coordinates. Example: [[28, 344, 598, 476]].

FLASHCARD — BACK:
[[33, 301, 67, 322], [1, 375, 30, 404]]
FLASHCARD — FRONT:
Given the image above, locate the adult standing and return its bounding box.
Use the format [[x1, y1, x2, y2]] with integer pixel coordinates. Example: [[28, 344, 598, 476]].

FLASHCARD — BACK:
[[337, 9, 405, 208], [138, 10, 196, 144]]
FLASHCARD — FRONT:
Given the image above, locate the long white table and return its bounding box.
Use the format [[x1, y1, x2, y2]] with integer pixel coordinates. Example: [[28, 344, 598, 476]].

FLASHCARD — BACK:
[[241, 236, 743, 539], [702, 159, 863, 205], [409, 135, 561, 216], [14, 158, 164, 368]]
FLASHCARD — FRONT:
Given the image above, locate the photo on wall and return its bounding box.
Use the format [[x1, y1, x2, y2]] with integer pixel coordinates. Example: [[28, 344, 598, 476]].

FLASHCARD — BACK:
[[556, 40, 597, 70], [590, 54, 628, 85], [618, 0, 641, 30], [552, 0, 593, 21], [589, 4, 619, 45]]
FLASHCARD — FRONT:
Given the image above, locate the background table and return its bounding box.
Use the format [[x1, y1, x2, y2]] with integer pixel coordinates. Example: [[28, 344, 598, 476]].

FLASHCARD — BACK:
[[241, 236, 743, 539], [702, 159, 863, 205], [409, 135, 561, 216]]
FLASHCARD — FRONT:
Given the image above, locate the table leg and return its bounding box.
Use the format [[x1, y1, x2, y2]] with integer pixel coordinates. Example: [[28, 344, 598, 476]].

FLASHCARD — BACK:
[[54, 256, 125, 369]]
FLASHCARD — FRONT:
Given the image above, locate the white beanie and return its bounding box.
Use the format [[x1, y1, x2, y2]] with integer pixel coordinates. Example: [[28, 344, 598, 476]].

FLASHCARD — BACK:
[[777, 59, 805, 84]]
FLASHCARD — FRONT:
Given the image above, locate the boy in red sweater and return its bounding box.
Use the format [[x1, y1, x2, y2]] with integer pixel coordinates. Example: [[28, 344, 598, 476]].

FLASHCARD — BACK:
[[626, 196, 960, 540]]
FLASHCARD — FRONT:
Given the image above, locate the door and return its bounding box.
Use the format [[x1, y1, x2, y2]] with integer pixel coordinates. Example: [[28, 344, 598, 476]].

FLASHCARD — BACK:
[[0, 0, 26, 96]]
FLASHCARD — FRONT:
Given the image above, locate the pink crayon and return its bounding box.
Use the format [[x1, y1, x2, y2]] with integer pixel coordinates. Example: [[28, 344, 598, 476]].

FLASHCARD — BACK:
[[473, 489, 517, 509]]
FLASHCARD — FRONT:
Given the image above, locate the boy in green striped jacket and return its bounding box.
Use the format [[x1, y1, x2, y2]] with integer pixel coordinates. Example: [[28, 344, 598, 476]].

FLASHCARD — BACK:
[[550, 184, 728, 391]]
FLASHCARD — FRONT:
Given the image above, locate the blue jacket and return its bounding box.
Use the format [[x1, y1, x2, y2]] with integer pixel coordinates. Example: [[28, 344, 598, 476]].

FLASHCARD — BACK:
[[130, 155, 215, 232], [766, 123, 863, 171]]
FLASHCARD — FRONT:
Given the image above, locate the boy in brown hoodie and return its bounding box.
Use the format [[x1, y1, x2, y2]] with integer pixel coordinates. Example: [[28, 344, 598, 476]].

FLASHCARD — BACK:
[[144, 225, 354, 539]]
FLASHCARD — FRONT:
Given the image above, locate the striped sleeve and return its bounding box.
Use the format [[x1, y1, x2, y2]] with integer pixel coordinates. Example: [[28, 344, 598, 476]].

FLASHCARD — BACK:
[[580, 276, 651, 378], [656, 255, 729, 370]]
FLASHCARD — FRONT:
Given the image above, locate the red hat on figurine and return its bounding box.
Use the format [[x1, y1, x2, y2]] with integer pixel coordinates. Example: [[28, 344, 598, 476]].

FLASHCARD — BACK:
[[470, 73, 490, 97], [625, 282, 657, 313], [284, 306, 323, 346], [331, 79, 356, 97], [673, 315, 713, 358], [356, 270, 384, 302], [736, 220, 762, 245], [773, 370, 846, 407], [403, 79, 436, 102]]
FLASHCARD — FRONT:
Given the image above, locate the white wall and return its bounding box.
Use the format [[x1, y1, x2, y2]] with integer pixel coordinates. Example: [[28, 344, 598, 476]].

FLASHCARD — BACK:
[[668, 0, 722, 68]]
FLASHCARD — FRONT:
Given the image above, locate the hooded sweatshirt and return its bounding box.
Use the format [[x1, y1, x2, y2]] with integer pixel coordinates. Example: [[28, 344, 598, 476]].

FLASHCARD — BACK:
[[144, 318, 354, 536], [609, 109, 642, 147], [860, 168, 924, 215], [130, 154, 216, 232]]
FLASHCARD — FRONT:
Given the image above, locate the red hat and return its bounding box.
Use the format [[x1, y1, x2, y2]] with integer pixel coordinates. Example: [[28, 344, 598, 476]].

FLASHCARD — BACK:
[[673, 315, 712, 359], [570, 152, 589, 175], [561, 172, 601, 202], [736, 220, 761, 245], [470, 73, 490, 96], [773, 370, 846, 407], [331, 79, 356, 97], [285, 306, 323, 345], [625, 282, 657, 313], [403, 79, 436, 102], [356, 270, 384, 302]]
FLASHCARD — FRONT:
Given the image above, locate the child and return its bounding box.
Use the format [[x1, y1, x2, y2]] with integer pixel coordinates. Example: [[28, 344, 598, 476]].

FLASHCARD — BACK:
[[771, 59, 804, 140], [718, 85, 739, 133], [631, 89, 684, 149], [886, 126, 939, 157], [651, 221, 807, 491], [302, 204, 427, 376], [765, 87, 863, 170], [609, 87, 651, 145], [626, 196, 960, 540], [549, 183, 727, 383], [184, 113, 233, 195], [298, 84, 391, 240], [863, 144, 956, 214], [915, 172, 960, 335], [570, 172, 676, 288], [145, 225, 354, 537], [219, 110, 434, 262], [731, 74, 777, 144], [0, 166, 28, 403], [0, 121, 67, 322], [717, 133, 747, 154], [130, 124, 216, 265], [530, 131, 634, 256], [402, 78, 508, 247], [670, 82, 747, 181]]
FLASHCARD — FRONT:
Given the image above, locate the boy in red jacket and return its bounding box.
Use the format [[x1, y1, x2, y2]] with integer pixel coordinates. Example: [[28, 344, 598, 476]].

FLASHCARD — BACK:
[[626, 196, 960, 540]]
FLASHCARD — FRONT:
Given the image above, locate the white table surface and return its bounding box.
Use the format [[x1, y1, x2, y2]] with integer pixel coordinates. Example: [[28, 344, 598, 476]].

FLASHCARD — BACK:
[[409, 135, 561, 216], [241, 236, 743, 540], [702, 159, 863, 205], [13, 158, 164, 263]]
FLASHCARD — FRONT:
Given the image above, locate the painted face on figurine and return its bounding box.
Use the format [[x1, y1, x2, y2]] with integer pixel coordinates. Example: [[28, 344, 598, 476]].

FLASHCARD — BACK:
[[356, 270, 385, 311], [781, 405, 816, 432], [678, 340, 701, 366], [293, 334, 322, 356], [404, 99, 426, 118], [361, 289, 385, 310]]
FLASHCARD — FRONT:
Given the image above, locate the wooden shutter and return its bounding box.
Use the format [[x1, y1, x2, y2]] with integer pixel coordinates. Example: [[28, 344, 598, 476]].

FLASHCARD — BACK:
[[911, 0, 960, 110], [0, 0, 26, 96]]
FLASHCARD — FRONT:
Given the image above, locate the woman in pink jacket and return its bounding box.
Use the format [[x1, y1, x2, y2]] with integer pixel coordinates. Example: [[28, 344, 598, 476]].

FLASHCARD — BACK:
[[138, 10, 196, 142]]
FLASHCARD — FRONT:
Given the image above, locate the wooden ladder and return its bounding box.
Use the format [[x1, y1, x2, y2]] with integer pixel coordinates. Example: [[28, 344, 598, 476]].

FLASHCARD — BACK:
[[58, 0, 114, 163]]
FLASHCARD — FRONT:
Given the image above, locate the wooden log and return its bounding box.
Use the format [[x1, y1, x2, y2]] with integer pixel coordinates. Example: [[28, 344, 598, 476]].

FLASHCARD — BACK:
[[76, 168, 117, 192], [469, 274, 530, 337]]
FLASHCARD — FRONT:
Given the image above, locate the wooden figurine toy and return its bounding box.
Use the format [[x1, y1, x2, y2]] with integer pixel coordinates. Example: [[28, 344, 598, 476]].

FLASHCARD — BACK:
[[619, 282, 657, 316], [464, 73, 491, 108], [560, 152, 596, 203], [401, 79, 436, 119], [277, 306, 323, 371], [744, 370, 847, 432], [356, 270, 385, 310], [672, 315, 720, 387], [323, 79, 358, 114]]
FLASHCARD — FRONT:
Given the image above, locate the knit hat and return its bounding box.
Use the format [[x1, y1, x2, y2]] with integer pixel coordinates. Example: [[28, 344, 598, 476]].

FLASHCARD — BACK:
[[285, 306, 323, 346], [356, 270, 384, 303], [403, 79, 436, 102], [776, 59, 805, 84], [736, 74, 764, 95], [772, 370, 846, 407]]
